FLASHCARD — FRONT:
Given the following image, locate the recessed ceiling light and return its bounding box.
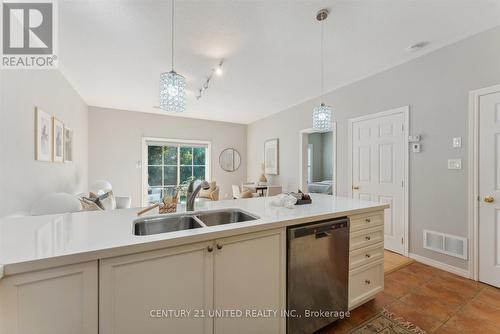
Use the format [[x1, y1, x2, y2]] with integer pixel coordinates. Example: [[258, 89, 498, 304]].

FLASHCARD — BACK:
[[406, 42, 428, 52]]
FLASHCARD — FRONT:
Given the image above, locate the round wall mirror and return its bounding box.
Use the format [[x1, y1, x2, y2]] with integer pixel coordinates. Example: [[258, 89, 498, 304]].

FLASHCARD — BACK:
[[219, 148, 241, 172]]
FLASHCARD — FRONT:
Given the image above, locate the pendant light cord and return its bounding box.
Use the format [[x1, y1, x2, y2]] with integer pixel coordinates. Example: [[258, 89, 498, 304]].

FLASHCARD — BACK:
[[171, 0, 175, 70], [320, 18, 324, 102]]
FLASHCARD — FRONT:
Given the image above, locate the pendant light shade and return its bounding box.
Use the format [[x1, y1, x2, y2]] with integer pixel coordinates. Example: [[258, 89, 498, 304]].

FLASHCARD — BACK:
[[313, 103, 332, 130], [160, 0, 186, 112], [160, 70, 186, 112], [312, 9, 332, 131]]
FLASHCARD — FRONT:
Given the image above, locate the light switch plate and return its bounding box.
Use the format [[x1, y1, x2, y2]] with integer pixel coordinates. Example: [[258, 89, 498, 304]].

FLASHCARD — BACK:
[[408, 135, 421, 143], [453, 137, 462, 148], [448, 159, 462, 170]]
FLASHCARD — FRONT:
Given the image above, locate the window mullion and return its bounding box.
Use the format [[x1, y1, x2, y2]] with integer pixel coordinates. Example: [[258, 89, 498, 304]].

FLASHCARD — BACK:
[[177, 145, 180, 186], [161, 146, 165, 190]]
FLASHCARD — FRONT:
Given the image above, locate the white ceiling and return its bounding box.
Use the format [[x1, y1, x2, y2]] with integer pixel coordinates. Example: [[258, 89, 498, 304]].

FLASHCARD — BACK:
[[59, 0, 500, 124]]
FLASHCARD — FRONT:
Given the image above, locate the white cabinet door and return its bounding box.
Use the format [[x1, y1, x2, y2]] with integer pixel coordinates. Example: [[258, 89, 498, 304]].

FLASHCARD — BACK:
[[213, 229, 286, 334], [0, 261, 98, 334], [99, 241, 214, 334], [479, 91, 500, 288], [348, 259, 384, 310]]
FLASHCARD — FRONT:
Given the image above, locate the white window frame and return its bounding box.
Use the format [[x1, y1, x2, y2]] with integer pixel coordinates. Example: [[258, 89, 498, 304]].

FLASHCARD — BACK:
[[141, 137, 212, 206]]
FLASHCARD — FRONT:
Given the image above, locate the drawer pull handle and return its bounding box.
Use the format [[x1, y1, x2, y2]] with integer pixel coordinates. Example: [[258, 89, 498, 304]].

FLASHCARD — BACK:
[[217, 243, 223, 250], [365, 254, 371, 258], [365, 279, 371, 285], [365, 236, 371, 240], [365, 218, 371, 223], [207, 246, 214, 252]]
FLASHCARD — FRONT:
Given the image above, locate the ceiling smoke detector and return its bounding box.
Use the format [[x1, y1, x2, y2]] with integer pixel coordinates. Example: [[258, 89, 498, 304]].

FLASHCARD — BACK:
[[407, 42, 428, 52]]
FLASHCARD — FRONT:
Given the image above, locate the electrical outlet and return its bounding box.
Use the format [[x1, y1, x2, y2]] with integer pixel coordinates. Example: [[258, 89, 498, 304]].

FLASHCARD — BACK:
[[448, 159, 462, 170], [452, 137, 462, 148]]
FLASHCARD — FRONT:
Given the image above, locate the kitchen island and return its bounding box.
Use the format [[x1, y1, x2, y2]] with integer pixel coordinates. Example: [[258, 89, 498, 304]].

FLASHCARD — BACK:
[[0, 194, 388, 334]]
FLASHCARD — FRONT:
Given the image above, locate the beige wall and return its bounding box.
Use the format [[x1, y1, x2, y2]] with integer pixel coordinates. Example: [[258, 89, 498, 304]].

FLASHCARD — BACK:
[[88, 107, 247, 206], [0, 70, 88, 217], [247, 26, 500, 270]]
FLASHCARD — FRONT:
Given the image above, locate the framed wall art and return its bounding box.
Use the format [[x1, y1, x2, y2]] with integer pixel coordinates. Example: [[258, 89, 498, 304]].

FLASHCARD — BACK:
[[264, 138, 279, 175], [53, 117, 64, 163], [35, 107, 52, 162], [64, 127, 74, 163]]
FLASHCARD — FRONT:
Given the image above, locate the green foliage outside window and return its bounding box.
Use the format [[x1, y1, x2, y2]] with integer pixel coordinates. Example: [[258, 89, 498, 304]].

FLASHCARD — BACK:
[[147, 145, 207, 197]]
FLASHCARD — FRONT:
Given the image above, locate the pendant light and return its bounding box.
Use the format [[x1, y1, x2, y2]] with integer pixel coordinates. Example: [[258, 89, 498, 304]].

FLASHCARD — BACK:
[[159, 0, 186, 112], [312, 9, 332, 131]]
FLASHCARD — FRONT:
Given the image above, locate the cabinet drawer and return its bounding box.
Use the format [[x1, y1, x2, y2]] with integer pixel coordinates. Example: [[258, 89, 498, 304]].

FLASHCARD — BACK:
[[349, 212, 384, 232], [349, 242, 384, 270], [348, 259, 384, 309], [350, 226, 384, 251]]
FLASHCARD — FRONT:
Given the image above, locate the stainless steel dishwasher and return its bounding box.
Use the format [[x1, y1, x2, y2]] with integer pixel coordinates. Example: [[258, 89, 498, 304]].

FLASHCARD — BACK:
[[287, 218, 349, 334]]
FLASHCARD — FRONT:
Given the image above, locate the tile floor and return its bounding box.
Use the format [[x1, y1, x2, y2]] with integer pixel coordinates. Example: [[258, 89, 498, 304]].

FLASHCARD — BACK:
[[319, 262, 500, 333]]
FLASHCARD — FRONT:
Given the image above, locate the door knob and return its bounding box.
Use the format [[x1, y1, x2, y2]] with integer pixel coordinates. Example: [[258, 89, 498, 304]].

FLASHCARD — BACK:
[[207, 246, 214, 252], [484, 196, 495, 203], [216, 243, 223, 250], [352, 186, 360, 190]]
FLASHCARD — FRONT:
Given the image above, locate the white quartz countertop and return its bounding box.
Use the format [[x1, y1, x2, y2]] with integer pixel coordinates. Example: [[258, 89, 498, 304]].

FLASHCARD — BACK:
[[0, 194, 388, 277]]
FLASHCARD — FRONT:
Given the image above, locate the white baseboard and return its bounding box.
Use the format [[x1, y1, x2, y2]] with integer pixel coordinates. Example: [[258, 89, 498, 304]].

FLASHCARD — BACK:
[[408, 253, 472, 279]]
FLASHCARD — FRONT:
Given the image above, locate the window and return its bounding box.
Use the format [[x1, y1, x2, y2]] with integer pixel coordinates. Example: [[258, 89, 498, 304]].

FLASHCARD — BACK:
[[307, 144, 313, 184], [144, 139, 210, 205]]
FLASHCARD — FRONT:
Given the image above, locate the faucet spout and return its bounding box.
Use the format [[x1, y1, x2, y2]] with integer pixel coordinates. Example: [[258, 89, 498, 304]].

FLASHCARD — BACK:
[[186, 180, 210, 211]]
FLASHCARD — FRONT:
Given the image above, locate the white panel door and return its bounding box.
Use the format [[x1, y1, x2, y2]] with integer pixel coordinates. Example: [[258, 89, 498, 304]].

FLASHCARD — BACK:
[[351, 109, 406, 253], [213, 229, 286, 334], [479, 91, 500, 288]]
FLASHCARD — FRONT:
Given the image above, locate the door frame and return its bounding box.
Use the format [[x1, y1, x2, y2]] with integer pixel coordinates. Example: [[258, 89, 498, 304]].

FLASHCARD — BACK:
[[468, 84, 500, 281], [347, 106, 410, 256], [298, 122, 337, 196]]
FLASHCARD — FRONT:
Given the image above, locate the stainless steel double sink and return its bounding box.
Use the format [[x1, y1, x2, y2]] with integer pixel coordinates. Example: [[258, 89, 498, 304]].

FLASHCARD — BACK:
[[134, 209, 259, 236]]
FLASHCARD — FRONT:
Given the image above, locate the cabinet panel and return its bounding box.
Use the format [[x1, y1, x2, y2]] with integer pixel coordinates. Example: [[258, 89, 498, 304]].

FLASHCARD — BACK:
[[0, 261, 98, 334], [214, 229, 286, 334], [348, 260, 384, 309], [99, 241, 213, 334], [349, 242, 384, 270], [349, 211, 384, 232], [350, 225, 384, 250]]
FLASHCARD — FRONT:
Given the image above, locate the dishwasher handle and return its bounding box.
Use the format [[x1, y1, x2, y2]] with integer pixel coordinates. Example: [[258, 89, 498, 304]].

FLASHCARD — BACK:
[[288, 218, 349, 239], [315, 231, 331, 239]]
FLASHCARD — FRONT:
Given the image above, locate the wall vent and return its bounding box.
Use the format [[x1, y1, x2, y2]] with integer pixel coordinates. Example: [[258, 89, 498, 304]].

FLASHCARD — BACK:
[[423, 230, 468, 260]]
